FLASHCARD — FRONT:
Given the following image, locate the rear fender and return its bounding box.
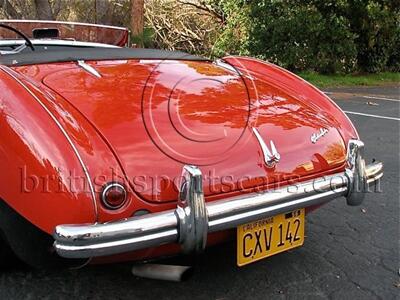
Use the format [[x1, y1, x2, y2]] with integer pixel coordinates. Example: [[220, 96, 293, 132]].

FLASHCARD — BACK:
[[223, 56, 359, 143], [0, 65, 166, 229], [0, 67, 97, 234]]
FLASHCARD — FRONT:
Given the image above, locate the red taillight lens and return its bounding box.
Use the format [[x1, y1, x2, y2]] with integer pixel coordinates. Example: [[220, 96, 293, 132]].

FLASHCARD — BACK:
[[101, 183, 127, 209]]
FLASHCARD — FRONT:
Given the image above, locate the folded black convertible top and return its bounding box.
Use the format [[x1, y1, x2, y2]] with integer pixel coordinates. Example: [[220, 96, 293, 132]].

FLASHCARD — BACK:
[[0, 47, 209, 66]]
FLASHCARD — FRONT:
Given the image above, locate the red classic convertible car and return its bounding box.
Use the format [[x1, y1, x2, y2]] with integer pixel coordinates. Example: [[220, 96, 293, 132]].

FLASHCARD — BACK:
[[0, 20, 383, 276]]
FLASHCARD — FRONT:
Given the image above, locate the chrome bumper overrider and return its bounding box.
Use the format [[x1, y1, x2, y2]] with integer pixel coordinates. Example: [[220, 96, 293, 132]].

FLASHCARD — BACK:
[[53, 140, 383, 259]]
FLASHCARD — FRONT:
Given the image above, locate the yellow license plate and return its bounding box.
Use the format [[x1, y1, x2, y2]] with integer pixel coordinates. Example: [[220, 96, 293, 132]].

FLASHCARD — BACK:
[[237, 208, 305, 266]]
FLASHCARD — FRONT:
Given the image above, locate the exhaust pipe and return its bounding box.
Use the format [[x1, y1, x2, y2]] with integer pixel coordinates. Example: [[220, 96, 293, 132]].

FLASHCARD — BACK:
[[131, 264, 194, 282]]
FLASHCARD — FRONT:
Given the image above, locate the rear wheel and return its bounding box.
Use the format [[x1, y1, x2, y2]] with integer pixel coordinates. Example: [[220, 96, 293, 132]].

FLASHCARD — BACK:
[[0, 199, 87, 269], [0, 232, 18, 269]]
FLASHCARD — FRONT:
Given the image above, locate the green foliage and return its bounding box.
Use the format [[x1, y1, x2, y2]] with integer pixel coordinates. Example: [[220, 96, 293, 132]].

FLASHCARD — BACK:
[[346, 0, 400, 73], [387, 26, 400, 72], [131, 27, 155, 48], [248, 1, 357, 73], [211, 0, 399, 74], [299, 71, 400, 88], [207, 0, 251, 57], [1, 0, 397, 74]]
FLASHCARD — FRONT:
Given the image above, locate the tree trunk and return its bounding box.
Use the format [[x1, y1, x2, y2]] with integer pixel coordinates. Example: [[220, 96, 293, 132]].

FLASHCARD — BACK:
[[34, 0, 54, 20], [130, 0, 144, 45]]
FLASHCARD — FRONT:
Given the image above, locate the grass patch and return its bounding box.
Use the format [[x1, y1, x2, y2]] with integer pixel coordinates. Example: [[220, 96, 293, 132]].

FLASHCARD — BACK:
[[297, 72, 400, 88]]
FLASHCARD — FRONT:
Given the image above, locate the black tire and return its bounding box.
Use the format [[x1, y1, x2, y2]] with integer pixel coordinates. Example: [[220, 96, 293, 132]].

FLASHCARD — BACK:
[[0, 199, 87, 269], [0, 231, 19, 269]]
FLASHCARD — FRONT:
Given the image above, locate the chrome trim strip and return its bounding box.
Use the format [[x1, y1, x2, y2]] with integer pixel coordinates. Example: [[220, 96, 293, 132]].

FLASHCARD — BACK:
[[0, 40, 119, 48], [0, 43, 26, 55], [1, 19, 127, 31], [0, 66, 99, 218], [214, 59, 241, 74], [53, 139, 383, 259], [77, 60, 102, 78]]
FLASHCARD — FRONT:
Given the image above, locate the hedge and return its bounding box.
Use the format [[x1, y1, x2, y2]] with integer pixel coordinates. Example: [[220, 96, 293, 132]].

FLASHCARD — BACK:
[[211, 0, 399, 74]]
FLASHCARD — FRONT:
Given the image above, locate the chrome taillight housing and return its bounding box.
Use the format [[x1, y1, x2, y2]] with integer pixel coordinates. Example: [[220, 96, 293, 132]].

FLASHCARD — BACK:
[[101, 182, 127, 209]]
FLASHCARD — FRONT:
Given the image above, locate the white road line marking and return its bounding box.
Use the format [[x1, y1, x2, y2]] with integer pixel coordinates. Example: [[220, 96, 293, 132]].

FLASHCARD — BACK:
[[344, 111, 400, 121], [323, 91, 400, 102], [362, 95, 400, 102]]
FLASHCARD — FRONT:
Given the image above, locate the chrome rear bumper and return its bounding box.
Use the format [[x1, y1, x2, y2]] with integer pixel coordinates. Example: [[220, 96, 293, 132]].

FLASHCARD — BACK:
[[53, 139, 383, 259]]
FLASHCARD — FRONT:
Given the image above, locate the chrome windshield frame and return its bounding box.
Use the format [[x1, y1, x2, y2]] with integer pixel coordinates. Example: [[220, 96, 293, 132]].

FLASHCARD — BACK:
[[0, 39, 119, 49]]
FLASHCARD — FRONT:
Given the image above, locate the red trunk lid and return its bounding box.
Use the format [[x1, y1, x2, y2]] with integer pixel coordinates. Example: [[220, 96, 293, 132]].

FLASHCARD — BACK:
[[42, 60, 346, 203]]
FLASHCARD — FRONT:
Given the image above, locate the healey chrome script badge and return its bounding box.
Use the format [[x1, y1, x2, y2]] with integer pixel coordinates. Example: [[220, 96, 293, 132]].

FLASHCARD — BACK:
[[311, 128, 329, 144], [252, 128, 280, 167]]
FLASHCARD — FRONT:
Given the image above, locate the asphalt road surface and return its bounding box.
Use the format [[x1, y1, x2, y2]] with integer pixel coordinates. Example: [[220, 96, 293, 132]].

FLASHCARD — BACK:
[[1, 86, 399, 300]]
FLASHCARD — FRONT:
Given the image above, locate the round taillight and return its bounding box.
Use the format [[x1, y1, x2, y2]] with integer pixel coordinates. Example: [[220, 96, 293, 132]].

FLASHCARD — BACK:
[[101, 183, 127, 209]]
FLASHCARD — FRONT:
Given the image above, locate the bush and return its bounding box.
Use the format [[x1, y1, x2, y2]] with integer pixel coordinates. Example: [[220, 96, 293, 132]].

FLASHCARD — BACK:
[[208, 0, 251, 57], [387, 26, 400, 72], [1, 0, 397, 74], [248, 1, 358, 73], [346, 0, 400, 73], [210, 0, 399, 74]]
